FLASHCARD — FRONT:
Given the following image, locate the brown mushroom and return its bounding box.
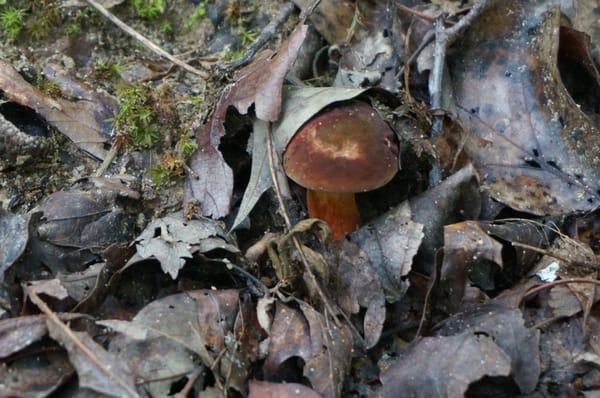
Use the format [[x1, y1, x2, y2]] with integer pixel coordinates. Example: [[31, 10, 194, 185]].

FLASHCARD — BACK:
[[283, 101, 399, 240]]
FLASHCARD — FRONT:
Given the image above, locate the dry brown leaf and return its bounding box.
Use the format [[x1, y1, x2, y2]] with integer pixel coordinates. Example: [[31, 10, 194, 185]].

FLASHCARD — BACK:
[[0, 60, 112, 159], [248, 380, 321, 398], [439, 221, 503, 313], [263, 302, 353, 398], [379, 332, 511, 397], [186, 24, 308, 218]]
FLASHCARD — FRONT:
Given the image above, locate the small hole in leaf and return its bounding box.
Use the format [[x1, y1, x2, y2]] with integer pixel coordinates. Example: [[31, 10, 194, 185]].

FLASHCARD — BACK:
[[547, 160, 560, 170], [532, 149, 539, 157], [525, 159, 541, 169], [169, 305, 175, 309]]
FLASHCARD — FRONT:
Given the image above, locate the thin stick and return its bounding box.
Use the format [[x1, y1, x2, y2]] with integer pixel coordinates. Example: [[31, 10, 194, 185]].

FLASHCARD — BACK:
[[28, 290, 139, 398], [84, 0, 208, 79], [397, 3, 438, 23], [511, 241, 599, 270], [93, 140, 120, 177], [174, 366, 204, 398], [519, 278, 600, 305], [427, 0, 488, 184], [221, 2, 297, 72]]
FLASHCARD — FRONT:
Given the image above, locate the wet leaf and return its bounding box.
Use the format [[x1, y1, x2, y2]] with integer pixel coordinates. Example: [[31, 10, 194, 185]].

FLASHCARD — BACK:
[[248, 380, 321, 398], [410, 164, 481, 274], [47, 324, 140, 398], [379, 332, 511, 397], [264, 302, 353, 398], [233, 86, 367, 230], [0, 353, 73, 397], [437, 303, 541, 393], [327, 240, 385, 348], [0, 314, 81, 358], [0, 209, 29, 283], [105, 290, 239, 396], [0, 60, 113, 159], [351, 201, 423, 302], [439, 221, 503, 313], [186, 24, 308, 218], [449, 0, 600, 215]]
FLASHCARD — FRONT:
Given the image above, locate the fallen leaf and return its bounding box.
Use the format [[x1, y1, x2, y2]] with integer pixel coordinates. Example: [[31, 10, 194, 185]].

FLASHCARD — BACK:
[[264, 302, 353, 398], [326, 239, 385, 348], [351, 201, 423, 302], [27, 278, 69, 300], [0, 314, 81, 358], [437, 303, 541, 393], [439, 221, 503, 313], [104, 290, 239, 396], [47, 323, 139, 398], [379, 332, 511, 397], [0, 353, 73, 397], [134, 212, 233, 279], [448, 0, 600, 215], [186, 24, 308, 218], [291, 0, 355, 45], [248, 380, 321, 398], [0, 209, 29, 283], [0, 60, 112, 159], [410, 164, 481, 274]]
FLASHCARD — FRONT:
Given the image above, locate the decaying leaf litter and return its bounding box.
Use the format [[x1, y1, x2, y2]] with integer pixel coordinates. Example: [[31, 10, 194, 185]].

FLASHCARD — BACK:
[[1, 0, 600, 396]]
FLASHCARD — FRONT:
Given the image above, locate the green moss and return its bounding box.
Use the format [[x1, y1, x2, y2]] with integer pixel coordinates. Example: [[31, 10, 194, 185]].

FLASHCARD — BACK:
[[240, 29, 257, 45], [114, 84, 161, 148], [175, 136, 197, 157], [0, 7, 25, 39], [36, 77, 62, 97], [130, 0, 166, 19], [150, 164, 171, 186], [184, 3, 206, 29]]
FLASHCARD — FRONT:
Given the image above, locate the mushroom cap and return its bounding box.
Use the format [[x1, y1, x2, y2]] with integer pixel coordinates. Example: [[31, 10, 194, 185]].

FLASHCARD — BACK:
[[283, 101, 399, 193]]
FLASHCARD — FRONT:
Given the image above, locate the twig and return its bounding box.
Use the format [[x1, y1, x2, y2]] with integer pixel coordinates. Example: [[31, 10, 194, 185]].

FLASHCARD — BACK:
[[174, 366, 204, 398], [220, 2, 297, 72], [84, 0, 208, 79], [28, 289, 140, 398], [428, 0, 488, 184], [227, 261, 271, 297], [519, 278, 600, 305], [93, 140, 120, 177], [397, 3, 438, 23], [414, 251, 441, 339], [299, 0, 323, 20], [511, 241, 599, 270]]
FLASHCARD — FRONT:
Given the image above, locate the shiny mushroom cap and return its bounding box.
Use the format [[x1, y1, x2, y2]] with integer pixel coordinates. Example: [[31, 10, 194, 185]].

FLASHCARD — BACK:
[[283, 101, 399, 193]]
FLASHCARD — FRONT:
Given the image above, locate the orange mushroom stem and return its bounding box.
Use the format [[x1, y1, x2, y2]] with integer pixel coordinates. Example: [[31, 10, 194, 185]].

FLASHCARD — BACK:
[[307, 190, 361, 240]]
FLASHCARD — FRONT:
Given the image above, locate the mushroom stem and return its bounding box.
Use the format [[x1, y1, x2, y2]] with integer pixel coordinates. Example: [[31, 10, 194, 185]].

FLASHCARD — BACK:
[[306, 190, 361, 240]]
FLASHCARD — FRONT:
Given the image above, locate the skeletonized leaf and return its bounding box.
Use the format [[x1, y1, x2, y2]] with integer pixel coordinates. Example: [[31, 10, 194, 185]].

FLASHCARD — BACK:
[[134, 212, 232, 279]]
